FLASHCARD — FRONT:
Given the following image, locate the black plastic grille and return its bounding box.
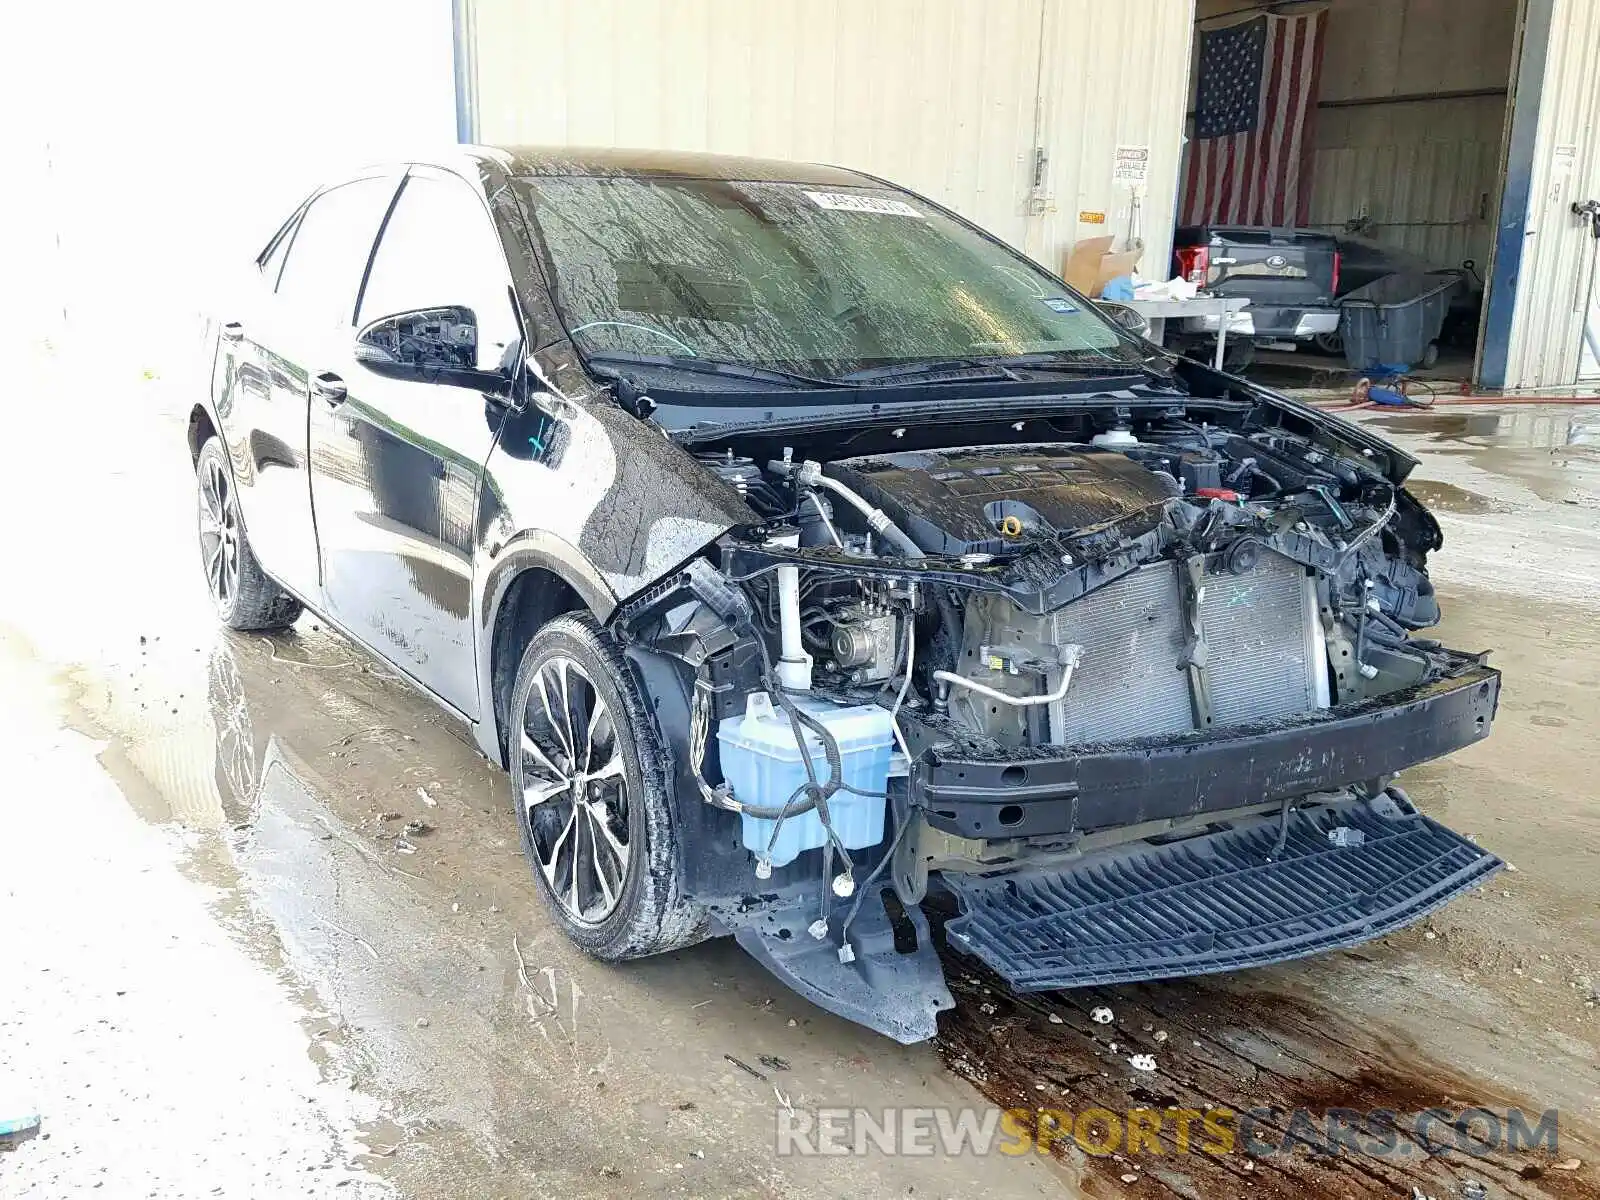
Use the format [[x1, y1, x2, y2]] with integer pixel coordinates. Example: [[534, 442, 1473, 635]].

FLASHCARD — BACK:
[[943, 801, 1501, 990]]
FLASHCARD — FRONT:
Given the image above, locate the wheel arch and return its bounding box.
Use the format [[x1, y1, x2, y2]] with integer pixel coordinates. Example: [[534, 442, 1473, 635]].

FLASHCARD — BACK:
[[478, 539, 618, 767], [188, 403, 219, 464]]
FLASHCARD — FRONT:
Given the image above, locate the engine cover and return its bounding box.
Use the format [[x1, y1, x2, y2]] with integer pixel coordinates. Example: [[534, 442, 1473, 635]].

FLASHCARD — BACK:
[[825, 445, 1176, 555]]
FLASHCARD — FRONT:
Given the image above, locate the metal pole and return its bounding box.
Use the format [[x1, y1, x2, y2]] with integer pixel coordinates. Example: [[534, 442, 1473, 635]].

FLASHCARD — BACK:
[[450, 0, 479, 144]]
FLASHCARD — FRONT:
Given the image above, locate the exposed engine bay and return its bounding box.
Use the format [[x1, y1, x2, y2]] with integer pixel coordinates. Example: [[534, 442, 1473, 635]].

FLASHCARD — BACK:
[[615, 385, 1501, 1043], [699, 414, 1448, 740]]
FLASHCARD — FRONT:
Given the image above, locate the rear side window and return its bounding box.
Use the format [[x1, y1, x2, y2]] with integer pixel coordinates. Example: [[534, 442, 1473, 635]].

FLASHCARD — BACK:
[[275, 177, 400, 332], [358, 173, 520, 371]]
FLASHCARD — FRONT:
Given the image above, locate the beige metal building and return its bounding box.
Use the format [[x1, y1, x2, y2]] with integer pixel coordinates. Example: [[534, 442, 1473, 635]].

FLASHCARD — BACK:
[[456, 0, 1600, 393]]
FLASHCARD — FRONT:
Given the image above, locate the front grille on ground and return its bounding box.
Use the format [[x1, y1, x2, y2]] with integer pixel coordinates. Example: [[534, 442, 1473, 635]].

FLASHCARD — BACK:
[[942, 800, 1502, 990]]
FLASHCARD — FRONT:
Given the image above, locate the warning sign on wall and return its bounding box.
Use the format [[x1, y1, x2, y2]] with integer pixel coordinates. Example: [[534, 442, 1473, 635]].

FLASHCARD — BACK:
[[1113, 145, 1150, 186]]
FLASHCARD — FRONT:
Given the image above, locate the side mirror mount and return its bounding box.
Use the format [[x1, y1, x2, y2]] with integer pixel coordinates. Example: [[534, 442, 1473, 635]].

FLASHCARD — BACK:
[[354, 306, 512, 395]]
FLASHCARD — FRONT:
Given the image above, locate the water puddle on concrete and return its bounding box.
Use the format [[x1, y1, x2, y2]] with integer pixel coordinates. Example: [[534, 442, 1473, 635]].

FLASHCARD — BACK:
[[1402, 478, 1502, 514], [51, 624, 538, 1188], [38, 609, 1600, 1199], [1366, 407, 1600, 507], [43, 623, 1043, 1199]]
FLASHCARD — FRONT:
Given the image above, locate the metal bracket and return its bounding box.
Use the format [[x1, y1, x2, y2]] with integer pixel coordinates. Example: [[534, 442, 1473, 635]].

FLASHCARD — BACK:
[[1178, 554, 1215, 729]]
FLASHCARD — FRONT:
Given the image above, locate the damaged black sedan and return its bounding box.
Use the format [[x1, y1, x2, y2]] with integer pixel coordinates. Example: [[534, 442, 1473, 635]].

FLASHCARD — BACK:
[[193, 147, 1502, 1042]]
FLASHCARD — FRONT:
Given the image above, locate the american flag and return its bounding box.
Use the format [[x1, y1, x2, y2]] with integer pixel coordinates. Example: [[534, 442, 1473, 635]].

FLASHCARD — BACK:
[[1180, 11, 1328, 226]]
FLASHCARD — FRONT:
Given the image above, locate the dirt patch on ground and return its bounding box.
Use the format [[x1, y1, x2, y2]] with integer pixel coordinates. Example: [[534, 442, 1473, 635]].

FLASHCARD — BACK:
[[936, 956, 1598, 1199]]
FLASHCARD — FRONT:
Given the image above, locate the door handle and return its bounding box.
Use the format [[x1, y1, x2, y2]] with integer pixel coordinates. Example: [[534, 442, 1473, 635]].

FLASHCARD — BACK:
[[311, 371, 347, 404], [220, 321, 245, 341]]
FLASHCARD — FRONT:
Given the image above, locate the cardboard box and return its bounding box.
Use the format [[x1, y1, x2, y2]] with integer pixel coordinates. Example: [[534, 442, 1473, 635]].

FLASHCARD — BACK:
[[1062, 236, 1114, 295], [1092, 250, 1142, 298]]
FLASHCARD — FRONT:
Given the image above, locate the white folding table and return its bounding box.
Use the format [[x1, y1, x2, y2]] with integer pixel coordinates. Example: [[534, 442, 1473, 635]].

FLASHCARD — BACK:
[[1124, 296, 1253, 368]]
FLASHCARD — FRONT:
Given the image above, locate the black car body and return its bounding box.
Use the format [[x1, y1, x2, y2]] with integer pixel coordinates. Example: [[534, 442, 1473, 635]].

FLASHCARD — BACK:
[[191, 147, 1501, 1042]]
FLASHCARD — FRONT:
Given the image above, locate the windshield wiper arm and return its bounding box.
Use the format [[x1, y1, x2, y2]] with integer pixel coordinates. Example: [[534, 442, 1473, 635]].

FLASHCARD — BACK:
[[990, 351, 1149, 373], [838, 357, 1022, 385], [583, 353, 846, 390]]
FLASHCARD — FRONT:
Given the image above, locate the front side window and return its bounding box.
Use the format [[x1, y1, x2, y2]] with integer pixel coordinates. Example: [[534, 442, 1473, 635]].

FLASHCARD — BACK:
[[274, 176, 399, 333], [517, 176, 1136, 380], [358, 173, 521, 372]]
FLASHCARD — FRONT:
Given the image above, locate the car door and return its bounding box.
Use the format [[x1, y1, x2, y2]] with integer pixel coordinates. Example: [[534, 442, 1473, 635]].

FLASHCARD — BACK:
[[307, 167, 521, 718], [209, 206, 312, 595], [225, 176, 401, 599]]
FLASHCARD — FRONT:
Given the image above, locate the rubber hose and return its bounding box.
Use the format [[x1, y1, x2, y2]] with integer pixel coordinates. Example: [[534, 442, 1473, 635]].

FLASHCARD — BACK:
[[871, 519, 925, 560], [717, 635, 846, 822]]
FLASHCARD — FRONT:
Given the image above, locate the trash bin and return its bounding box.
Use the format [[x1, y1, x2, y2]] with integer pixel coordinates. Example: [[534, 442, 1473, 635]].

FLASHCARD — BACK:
[[1339, 272, 1460, 372]]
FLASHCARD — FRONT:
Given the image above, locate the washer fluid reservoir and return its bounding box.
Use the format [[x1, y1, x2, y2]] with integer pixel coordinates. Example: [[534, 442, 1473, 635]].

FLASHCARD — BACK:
[[716, 693, 893, 867]]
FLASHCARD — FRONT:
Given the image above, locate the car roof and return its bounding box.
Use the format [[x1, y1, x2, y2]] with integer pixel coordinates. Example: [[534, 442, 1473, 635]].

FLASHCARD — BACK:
[[460, 144, 877, 186]]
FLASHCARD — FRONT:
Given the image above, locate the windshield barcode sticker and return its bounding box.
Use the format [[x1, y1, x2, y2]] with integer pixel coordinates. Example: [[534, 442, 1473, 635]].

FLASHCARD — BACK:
[[804, 191, 925, 218]]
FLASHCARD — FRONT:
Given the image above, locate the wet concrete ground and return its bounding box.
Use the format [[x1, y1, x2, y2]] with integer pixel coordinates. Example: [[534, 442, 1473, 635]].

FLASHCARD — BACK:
[[2, 350, 1597, 1198]]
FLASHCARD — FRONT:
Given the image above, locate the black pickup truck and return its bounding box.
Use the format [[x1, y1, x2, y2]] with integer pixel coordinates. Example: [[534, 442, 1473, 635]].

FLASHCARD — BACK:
[[1170, 225, 1341, 368]]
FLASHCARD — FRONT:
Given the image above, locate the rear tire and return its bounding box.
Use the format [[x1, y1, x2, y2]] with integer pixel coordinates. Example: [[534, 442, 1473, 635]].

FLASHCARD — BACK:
[[510, 613, 705, 960], [195, 437, 302, 631], [1221, 338, 1256, 373]]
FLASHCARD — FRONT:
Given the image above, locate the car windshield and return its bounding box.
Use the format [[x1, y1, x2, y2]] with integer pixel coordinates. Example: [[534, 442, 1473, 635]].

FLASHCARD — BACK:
[[515, 176, 1139, 383]]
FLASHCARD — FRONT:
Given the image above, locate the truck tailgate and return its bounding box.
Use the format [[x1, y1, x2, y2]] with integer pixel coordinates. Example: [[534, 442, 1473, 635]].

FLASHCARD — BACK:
[[1202, 227, 1338, 307]]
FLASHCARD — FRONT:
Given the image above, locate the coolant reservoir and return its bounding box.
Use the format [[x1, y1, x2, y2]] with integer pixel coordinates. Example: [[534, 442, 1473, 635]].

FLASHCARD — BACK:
[[1091, 428, 1138, 448], [717, 693, 893, 867]]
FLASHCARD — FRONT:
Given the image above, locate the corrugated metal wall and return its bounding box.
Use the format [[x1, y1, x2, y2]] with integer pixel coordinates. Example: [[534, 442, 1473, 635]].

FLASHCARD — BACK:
[[1026, 0, 1195, 272], [469, 0, 1194, 278], [1307, 0, 1514, 270], [1308, 97, 1504, 269], [1501, 0, 1600, 389]]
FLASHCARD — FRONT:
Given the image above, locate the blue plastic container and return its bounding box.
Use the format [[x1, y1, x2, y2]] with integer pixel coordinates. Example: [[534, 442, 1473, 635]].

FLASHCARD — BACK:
[[717, 692, 893, 866]]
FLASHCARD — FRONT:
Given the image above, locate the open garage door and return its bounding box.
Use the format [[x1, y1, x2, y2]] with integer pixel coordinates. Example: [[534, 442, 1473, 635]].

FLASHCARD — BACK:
[[1180, 0, 1520, 391]]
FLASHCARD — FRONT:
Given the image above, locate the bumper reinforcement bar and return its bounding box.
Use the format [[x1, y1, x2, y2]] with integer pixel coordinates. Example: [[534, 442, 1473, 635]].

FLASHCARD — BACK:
[[913, 665, 1499, 840]]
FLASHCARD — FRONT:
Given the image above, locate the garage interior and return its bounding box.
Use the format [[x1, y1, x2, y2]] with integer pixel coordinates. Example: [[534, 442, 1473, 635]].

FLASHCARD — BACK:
[[1181, 0, 1519, 391]]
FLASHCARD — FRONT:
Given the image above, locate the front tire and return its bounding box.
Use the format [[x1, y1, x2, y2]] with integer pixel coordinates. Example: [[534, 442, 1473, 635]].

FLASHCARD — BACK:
[[195, 437, 302, 631], [510, 614, 705, 960]]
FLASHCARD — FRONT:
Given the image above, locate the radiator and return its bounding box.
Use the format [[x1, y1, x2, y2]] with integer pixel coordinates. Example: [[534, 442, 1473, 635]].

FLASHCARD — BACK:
[[1047, 552, 1324, 745], [1200, 550, 1323, 726], [1049, 563, 1194, 744]]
